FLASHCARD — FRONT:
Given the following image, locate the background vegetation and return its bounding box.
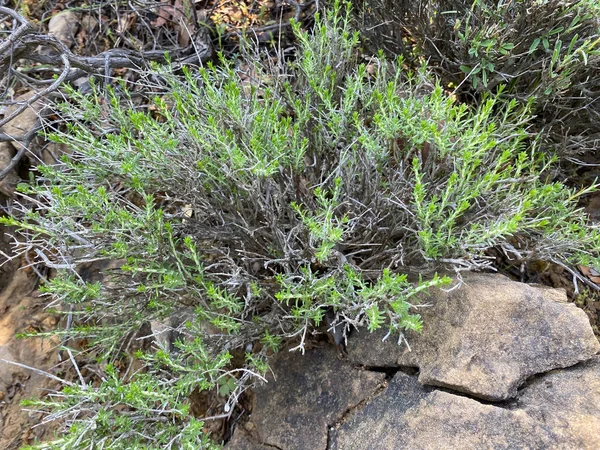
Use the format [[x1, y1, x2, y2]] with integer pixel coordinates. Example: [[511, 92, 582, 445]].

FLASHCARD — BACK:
[[356, 0, 600, 164], [0, 0, 599, 447]]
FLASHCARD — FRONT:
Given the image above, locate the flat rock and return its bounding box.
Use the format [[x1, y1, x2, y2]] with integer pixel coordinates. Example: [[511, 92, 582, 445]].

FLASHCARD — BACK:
[[226, 347, 600, 449], [517, 356, 600, 448], [226, 346, 386, 450], [225, 428, 272, 450], [349, 273, 599, 400], [1, 91, 44, 149], [226, 274, 600, 449], [346, 327, 409, 367], [334, 357, 600, 449], [333, 372, 557, 450], [409, 273, 599, 400], [48, 11, 80, 47]]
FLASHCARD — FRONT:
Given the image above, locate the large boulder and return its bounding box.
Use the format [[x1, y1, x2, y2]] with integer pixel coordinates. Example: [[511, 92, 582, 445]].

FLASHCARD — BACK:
[[350, 273, 599, 400]]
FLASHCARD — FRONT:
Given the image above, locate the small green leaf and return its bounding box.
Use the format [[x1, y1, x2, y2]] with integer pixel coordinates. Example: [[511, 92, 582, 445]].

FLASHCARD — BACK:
[[218, 377, 237, 397], [529, 38, 540, 53], [568, 34, 579, 53], [568, 15, 580, 32], [552, 40, 562, 65], [548, 26, 564, 35]]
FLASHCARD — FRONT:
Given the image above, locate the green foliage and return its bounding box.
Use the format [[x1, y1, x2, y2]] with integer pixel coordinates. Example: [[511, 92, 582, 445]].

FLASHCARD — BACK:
[[3, 1, 600, 447], [291, 177, 348, 263], [452, 0, 599, 93], [356, 0, 600, 157]]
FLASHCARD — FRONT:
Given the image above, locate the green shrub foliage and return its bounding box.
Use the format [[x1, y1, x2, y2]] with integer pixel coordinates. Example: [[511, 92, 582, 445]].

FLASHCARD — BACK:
[[355, 0, 600, 158], [3, 1, 600, 447]]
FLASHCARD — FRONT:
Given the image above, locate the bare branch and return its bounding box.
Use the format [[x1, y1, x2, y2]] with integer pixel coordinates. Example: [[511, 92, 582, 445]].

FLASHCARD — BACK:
[[0, 7, 32, 55]]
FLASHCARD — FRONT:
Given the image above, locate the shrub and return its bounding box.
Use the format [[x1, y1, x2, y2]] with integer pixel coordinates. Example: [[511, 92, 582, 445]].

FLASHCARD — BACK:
[[3, 1, 600, 447], [354, 0, 600, 159]]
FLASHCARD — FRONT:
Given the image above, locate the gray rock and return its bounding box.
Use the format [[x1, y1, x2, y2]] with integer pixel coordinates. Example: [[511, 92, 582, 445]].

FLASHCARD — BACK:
[[334, 372, 559, 450], [226, 346, 386, 450], [349, 273, 599, 400], [517, 356, 600, 449], [1, 91, 44, 149], [0, 143, 20, 197], [227, 274, 600, 449], [346, 327, 410, 367], [227, 346, 600, 449], [48, 11, 80, 48], [335, 358, 600, 449], [42, 142, 71, 166], [226, 427, 272, 450], [331, 373, 556, 450], [409, 273, 599, 400]]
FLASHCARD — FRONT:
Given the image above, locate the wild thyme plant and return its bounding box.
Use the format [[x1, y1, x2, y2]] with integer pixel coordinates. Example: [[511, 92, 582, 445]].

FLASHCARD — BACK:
[[3, 1, 600, 448]]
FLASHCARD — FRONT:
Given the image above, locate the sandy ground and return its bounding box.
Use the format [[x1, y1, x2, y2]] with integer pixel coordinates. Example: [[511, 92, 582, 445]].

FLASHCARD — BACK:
[[0, 233, 62, 449]]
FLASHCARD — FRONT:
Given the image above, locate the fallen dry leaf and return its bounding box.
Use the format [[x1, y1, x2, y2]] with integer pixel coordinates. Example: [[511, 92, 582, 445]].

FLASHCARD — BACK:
[[578, 265, 600, 285], [117, 12, 137, 34]]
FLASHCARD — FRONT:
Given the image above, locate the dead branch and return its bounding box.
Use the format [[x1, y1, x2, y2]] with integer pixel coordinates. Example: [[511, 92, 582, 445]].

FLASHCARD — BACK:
[[0, 6, 213, 175], [0, 7, 31, 55]]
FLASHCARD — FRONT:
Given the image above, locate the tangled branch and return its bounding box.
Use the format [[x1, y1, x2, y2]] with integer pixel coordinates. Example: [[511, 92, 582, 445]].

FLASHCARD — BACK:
[[0, 5, 214, 181]]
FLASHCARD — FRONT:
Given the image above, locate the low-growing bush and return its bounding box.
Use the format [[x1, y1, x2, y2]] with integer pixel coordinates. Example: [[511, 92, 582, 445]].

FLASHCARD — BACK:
[[2, 1, 600, 447]]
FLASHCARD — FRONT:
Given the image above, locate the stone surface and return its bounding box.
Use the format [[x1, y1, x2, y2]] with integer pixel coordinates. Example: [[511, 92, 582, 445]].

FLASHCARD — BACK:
[[335, 358, 600, 450], [1, 91, 44, 149], [334, 373, 558, 450], [349, 273, 599, 400], [346, 327, 408, 367], [42, 142, 71, 166], [517, 357, 600, 449], [0, 346, 27, 388], [228, 274, 600, 448], [228, 351, 600, 450], [226, 346, 386, 450], [410, 273, 599, 400], [226, 428, 272, 450], [0, 266, 61, 449], [48, 11, 80, 47]]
